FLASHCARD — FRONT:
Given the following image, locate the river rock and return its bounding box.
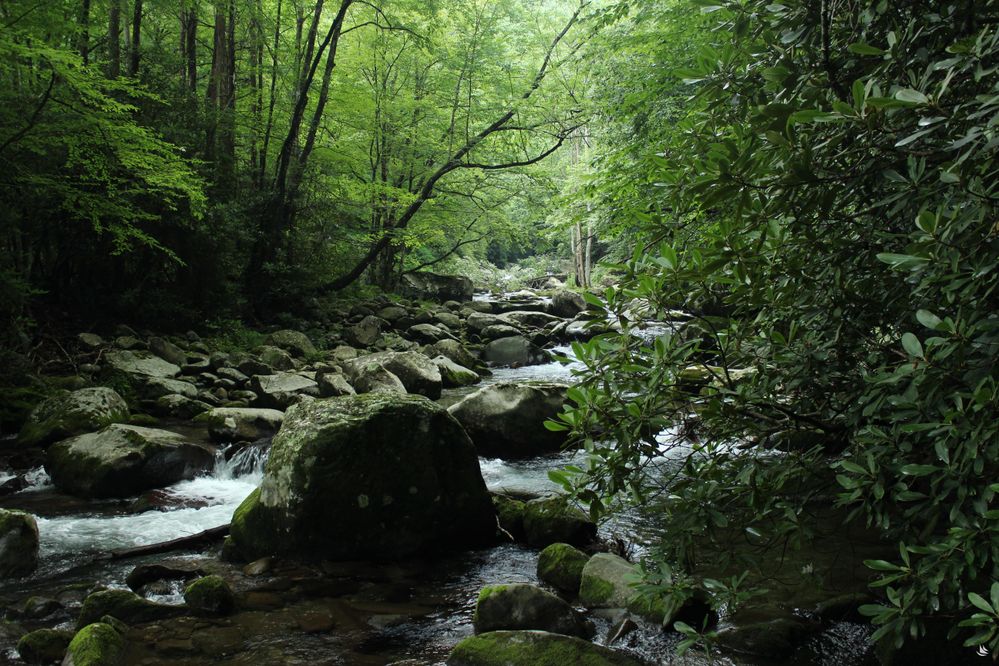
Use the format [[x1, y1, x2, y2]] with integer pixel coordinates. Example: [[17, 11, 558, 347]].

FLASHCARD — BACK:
[[196, 407, 284, 443], [551, 290, 587, 318], [499, 311, 564, 329], [251, 372, 319, 409], [148, 337, 187, 367], [430, 339, 481, 370], [46, 424, 214, 498], [716, 617, 819, 660], [493, 495, 527, 542], [77, 333, 104, 349], [480, 324, 523, 341], [105, 350, 180, 378], [523, 496, 597, 548], [77, 589, 184, 628], [64, 622, 125, 665], [401, 271, 474, 302], [579, 553, 670, 622], [406, 323, 455, 344], [473, 584, 592, 638], [482, 336, 550, 367], [448, 382, 569, 457], [351, 364, 407, 394], [446, 630, 643, 666], [537, 542, 590, 594], [0, 509, 39, 578], [433, 356, 480, 388], [138, 376, 198, 400], [228, 393, 496, 562], [19, 387, 130, 447], [434, 311, 462, 329], [153, 394, 210, 419], [184, 575, 235, 615], [257, 345, 295, 371], [377, 305, 409, 323], [316, 372, 356, 397], [265, 329, 317, 358], [344, 351, 442, 399], [16, 628, 73, 664], [346, 315, 384, 347], [466, 312, 504, 333]]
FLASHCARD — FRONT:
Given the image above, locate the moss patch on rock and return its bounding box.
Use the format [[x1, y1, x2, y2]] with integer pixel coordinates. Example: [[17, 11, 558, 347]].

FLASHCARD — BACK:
[[65, 623, 125, 666], [16, 628, 74, 664], [537, 543, 589, 595], [446, 630, 643, 666], [77, 589, 183, 629], [183, 575, 235, 615], [0, 509, 39, 578]]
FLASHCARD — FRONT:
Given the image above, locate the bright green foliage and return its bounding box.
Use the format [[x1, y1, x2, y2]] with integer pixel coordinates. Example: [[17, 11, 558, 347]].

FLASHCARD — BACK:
[[550, 0, 999, 653]]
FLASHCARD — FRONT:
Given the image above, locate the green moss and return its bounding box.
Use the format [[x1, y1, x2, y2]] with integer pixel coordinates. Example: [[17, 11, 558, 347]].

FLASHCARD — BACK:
[[126, 413, 160, 427], [537, 543, 589, 594], [183, 575, 235, 615], [579, 576, 615, 605], [474, 585, 508, 624], [448, 630, 641, 666], [77, 589, 181, 629], [65, 623, 124, 666], [16, 628, 74, 664]]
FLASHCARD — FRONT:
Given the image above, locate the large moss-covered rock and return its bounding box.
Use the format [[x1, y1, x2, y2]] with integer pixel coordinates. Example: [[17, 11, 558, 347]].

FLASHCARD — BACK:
[[19, 388, 130, 447], [429, 339, 481, 370], [401, 271, 473, 303], [473, 584, 591, 638], [446, 630, 643, 666], [579, 553, 665, 621], [264, 330, 317, 358], [45, 424, 214, 498], [17, 628, 74, 664], [550, 290, 587, 318], [433, 356, 481, 388], [448, 382, 569, 458], [482, 336, 550, 367], [105, 350, 180, 378], [183, 575, 235, 615], [77, 589, 183, 629], [537, 543, 590, 595], [64, 622, 125, 666], [0, 509, 39, 578], [195, 407, 284, 443], [344, 351, 443, 399], [229, 394, 496, 562], [523, 496, 596, 549]]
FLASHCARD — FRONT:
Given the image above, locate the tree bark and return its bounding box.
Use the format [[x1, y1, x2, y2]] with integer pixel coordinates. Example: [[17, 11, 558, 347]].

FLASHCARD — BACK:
[[78, 0, 91, 65], [108, 1, 121, 78], [127, 0, 142, 77]]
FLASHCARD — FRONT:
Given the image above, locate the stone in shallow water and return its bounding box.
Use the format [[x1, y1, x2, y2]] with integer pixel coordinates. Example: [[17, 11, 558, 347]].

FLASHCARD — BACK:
[[446, 630, 643, 666], [0, 509, 39, 578], [229, 393, 496, 562], [18, 387, 130, 447], [473, 584, 592, 638]]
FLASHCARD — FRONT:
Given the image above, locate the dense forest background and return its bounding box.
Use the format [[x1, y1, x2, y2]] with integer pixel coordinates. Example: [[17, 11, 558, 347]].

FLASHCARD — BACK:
[[2, 0, 999, 660]]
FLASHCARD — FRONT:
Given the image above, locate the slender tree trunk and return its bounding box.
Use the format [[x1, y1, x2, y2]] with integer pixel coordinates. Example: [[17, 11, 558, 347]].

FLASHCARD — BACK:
[[180, 3, 197, 92], [259, 0, 283, 183], [250, 0, 264, 185], [78, 0, 91, 65], [108, 1, 121, 78], [127, 0, 143, 77]]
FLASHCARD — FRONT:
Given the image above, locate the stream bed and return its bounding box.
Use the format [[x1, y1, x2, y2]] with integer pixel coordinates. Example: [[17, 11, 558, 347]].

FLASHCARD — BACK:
[[0, 350, 880, 665]]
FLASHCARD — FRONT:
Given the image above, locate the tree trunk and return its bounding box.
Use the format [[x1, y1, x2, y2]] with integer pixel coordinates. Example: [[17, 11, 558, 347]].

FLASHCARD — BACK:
[[108, 1, 121, 78], [127, 0, 143, 76], [78, 0, 91, 65], [259, 0, 283, 183], [180, 3, 197, 91]]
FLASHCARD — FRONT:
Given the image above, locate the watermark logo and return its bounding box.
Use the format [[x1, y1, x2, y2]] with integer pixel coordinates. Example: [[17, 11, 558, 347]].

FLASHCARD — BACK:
[[977, 645, 990, 658]]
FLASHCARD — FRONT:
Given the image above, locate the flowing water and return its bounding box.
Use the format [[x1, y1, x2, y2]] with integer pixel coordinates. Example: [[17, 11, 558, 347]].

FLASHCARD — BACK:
[[0, 349, 878, 665]]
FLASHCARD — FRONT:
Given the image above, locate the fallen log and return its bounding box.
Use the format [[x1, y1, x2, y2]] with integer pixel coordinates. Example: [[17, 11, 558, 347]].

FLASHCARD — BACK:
[[97, 524, 230, 561]]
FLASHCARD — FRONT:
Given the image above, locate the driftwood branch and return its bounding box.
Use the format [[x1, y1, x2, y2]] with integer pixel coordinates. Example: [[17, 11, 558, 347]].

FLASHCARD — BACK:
[[96, 524, 230, 561]]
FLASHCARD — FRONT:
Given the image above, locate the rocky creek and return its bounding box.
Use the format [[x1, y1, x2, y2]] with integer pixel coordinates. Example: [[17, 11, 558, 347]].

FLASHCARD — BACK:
[[0, 282, 887, 665]]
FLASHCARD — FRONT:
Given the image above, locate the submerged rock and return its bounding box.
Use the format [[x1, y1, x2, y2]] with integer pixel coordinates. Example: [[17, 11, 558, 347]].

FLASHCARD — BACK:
[[537, 543, 590, 595], [229, 393, 496, 562], [448, 382, 569, 458], [64, 622, 125, 666], [446, 630, 643, 666], [18, 387, 130, 447], [473, 584, 592, 638], [0, 509, 39, 578], [45, 424, 214, 498]]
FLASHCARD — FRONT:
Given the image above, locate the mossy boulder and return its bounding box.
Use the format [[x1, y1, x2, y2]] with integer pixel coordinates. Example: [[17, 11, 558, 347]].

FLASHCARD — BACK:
[[448, 382, 569, 458], [0, 509, 39, 578], [481, 336, 550, 368], [105, 350, 180, 378], [77, 589, 183, 629], [16, 628, 74, 664], [433, 356, 481, 388], [264, 330, 317, 358], [579, 553, 667, 622], [45, 424, 214, 498], [537, 543, 590, 594], [493, 495, 527, 542], [64, 622, 125, 666], [446, 630, 644, 666], [229, 393, 496, 562], [183, 575, 235, 615], [473, 584, 591, 638], [195, 407, 284, 443], [18, 387, 129, 447], [522, 496, 596, 548], [344, 351, 443, 399]]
